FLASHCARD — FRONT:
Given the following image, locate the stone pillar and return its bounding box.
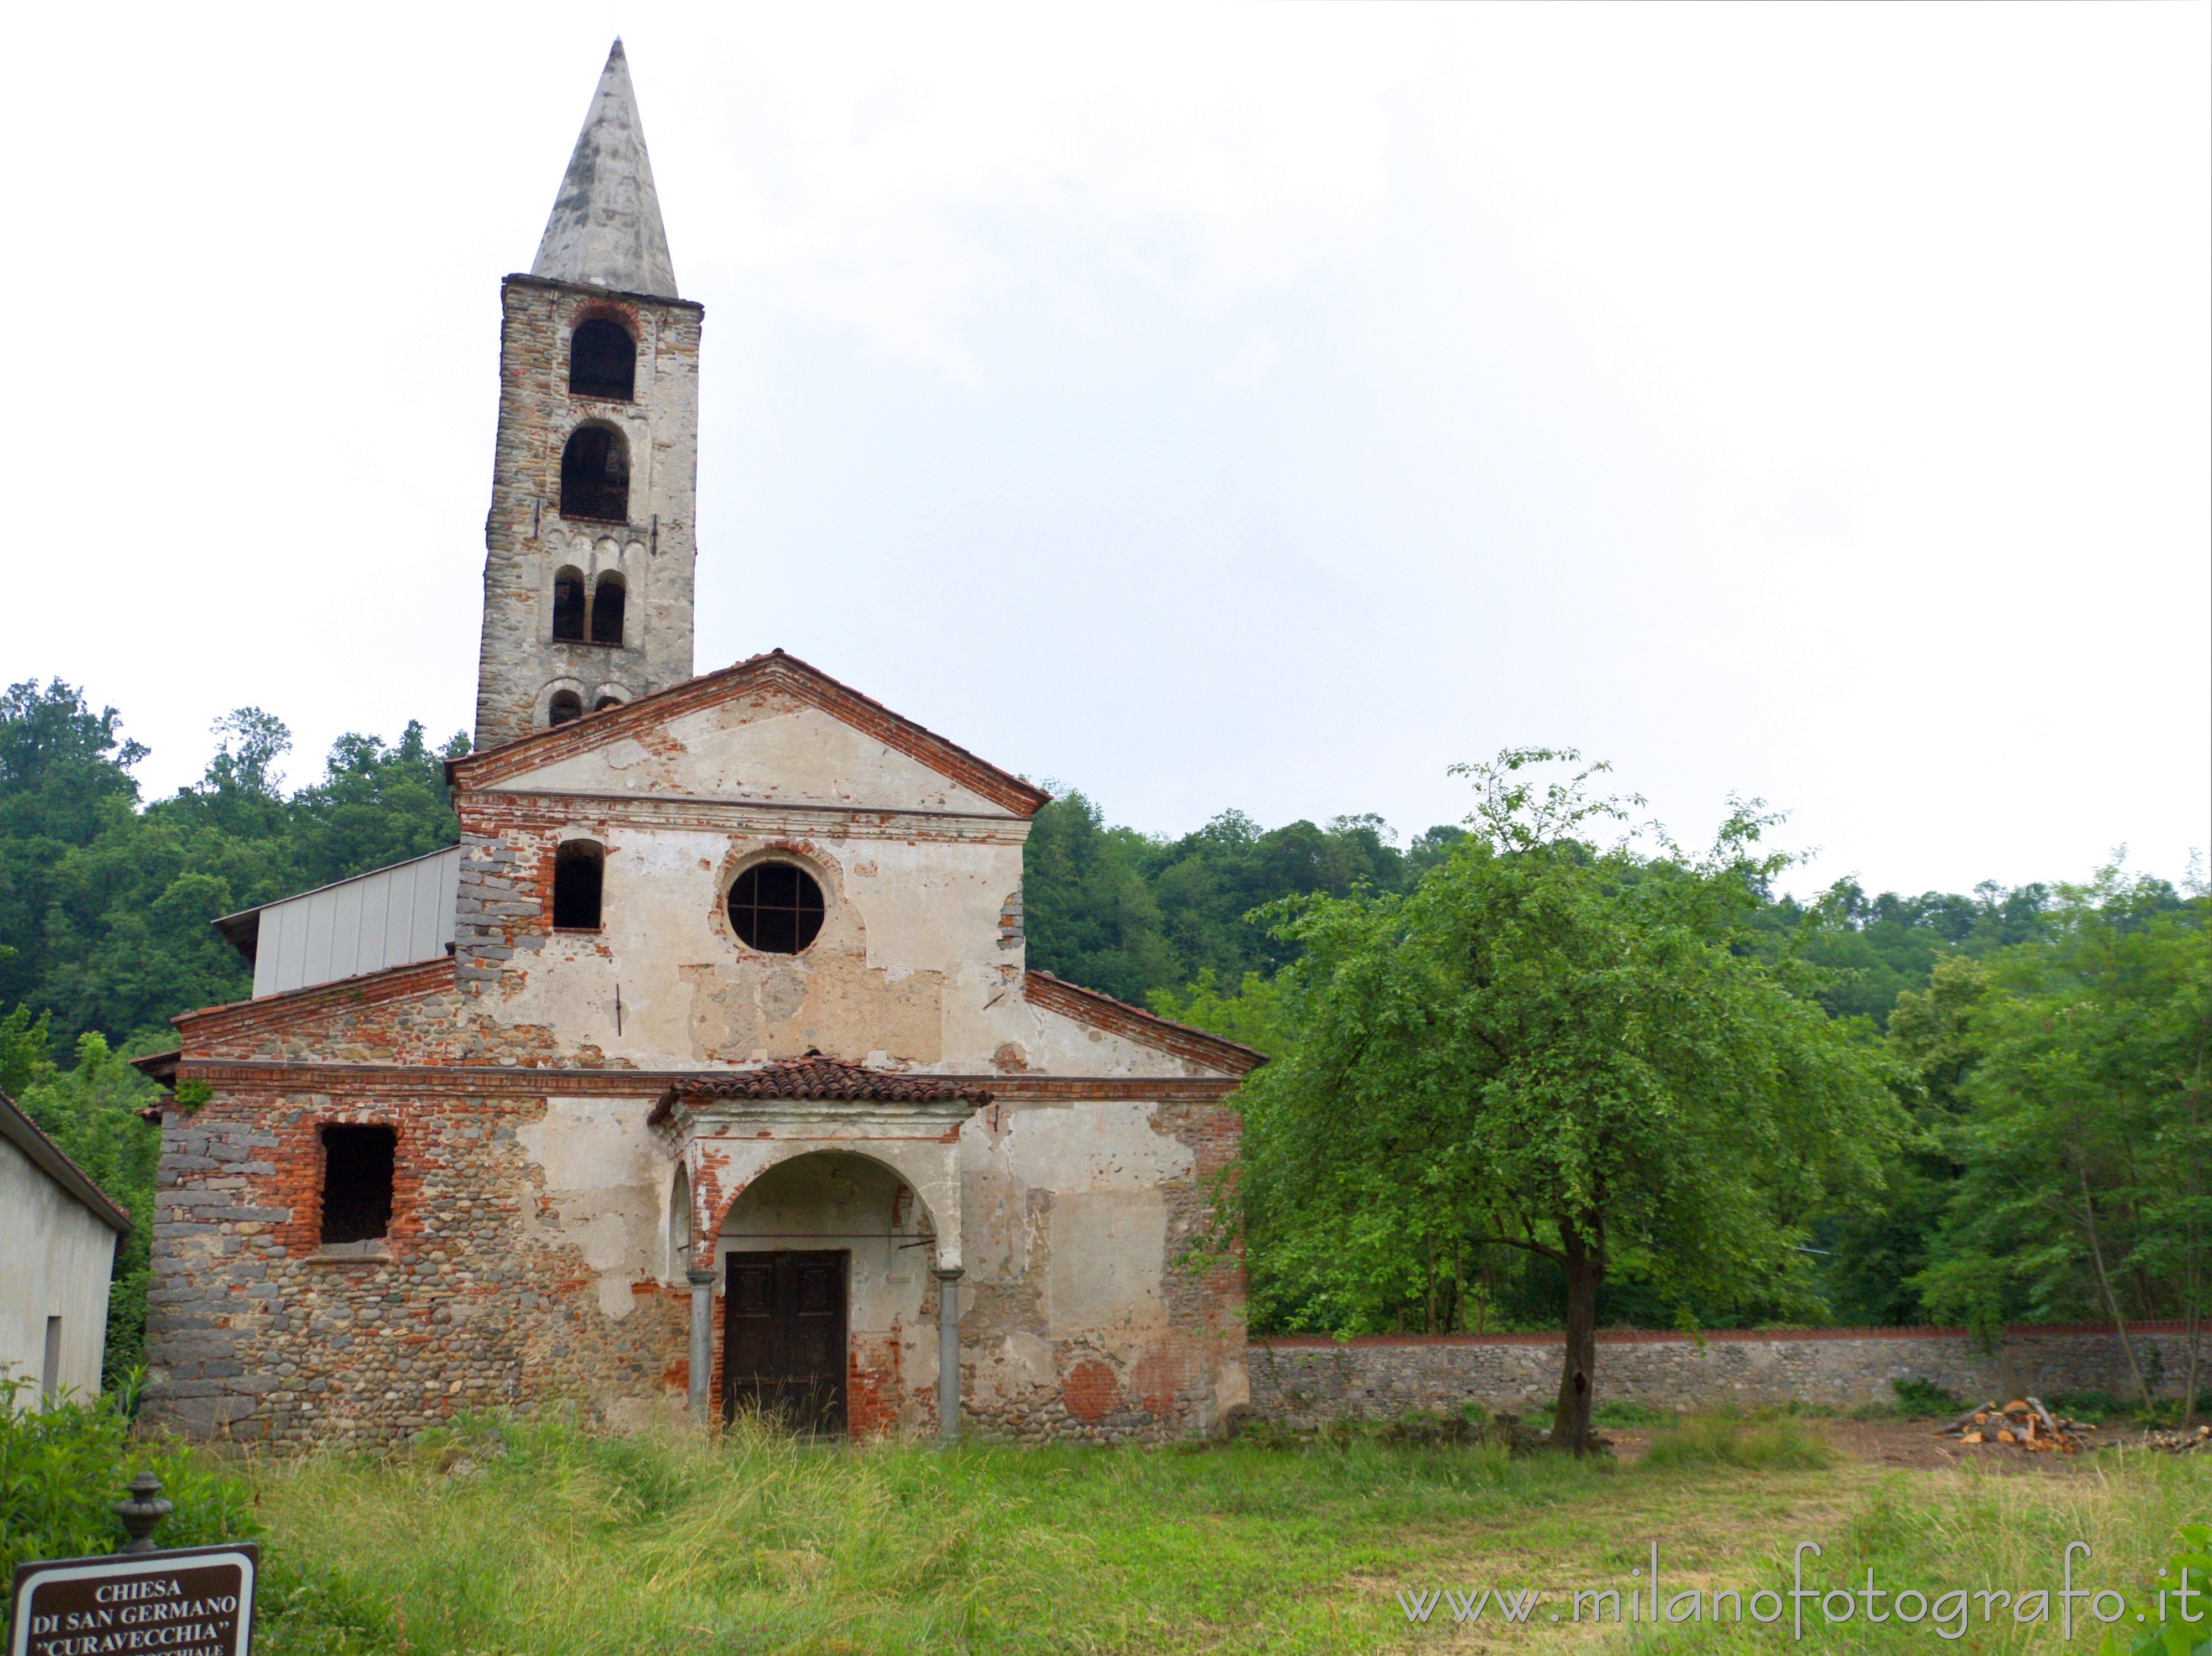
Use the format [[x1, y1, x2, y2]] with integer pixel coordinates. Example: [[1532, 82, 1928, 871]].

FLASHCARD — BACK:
[[935, 1266, 964, 1444], [686, 1268, 715, 1423]]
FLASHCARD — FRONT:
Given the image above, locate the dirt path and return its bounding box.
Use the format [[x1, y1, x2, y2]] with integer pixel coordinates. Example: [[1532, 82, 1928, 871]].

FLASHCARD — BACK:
[[1604, 1415, 2152, 1471]]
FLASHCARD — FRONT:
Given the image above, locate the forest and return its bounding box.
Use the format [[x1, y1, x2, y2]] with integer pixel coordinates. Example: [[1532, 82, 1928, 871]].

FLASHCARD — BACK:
[[2, 678, 2204, 1399]]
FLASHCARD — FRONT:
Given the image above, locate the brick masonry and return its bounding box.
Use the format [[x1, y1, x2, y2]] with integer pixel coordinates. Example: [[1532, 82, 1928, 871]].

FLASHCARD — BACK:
[[144, 1087, 689, 1449], [143, 952, 1252, 1448], [1246, 1323, 2204, 1426]]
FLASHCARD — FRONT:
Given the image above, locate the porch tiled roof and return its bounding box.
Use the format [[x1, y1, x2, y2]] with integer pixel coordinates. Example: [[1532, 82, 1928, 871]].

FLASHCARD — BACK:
[[648, 1059, 991, 1124]]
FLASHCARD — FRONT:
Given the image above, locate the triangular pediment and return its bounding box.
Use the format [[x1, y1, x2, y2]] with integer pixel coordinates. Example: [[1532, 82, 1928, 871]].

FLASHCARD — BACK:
[[449, 650, 1050, 817]]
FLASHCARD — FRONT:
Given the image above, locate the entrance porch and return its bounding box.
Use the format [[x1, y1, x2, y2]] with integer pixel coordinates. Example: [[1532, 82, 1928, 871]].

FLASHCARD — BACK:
[[647, 1060, 992, 1440]]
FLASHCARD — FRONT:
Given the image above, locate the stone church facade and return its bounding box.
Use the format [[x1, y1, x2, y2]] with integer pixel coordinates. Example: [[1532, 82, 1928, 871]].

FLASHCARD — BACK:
[[136, 44, 1259, 1450]]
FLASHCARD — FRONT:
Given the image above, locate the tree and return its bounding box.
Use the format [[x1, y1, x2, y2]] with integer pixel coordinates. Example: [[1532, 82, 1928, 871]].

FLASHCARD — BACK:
[[1813, 956, 1988, 1325], [1233, 751, 1906, 1454], [1021, 790, 1178, 1004], [0, 685, 470, 1054], [1914, 865, 2209, 1414]]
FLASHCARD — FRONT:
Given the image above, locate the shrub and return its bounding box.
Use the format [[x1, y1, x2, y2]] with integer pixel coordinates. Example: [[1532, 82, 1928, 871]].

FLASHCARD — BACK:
[[1, 1376, 259, 1607], [1890, 1377, 1963, 1417]]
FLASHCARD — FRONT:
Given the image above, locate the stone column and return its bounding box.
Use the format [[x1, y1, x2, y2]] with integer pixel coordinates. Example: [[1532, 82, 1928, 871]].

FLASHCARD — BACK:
[[935, 1266, 964, 1444], [686, 1268, 715, 1423]]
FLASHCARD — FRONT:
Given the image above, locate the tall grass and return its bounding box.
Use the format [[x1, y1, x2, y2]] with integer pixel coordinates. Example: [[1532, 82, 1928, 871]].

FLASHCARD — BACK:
[[247, 1414, 1607, 1655], [1640, 1412, 1837, 1471], [231, 1412, 2207, 1655], [1659, 1457, 2211, 1654]]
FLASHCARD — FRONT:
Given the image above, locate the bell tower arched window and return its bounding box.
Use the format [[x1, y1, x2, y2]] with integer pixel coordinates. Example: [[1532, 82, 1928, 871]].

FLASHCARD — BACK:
[[552, 567, 586, 641], [548, 690, 584, 727], [560, 425, 629, 523], [591, 572, 626, 645], [569, 318, 636, 400]]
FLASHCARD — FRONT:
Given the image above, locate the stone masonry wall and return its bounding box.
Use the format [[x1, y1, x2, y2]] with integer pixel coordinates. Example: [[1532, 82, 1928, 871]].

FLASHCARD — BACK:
[[475, 275, 702, 751], [1247, 1324, 2201, 1426], [143, 1087, 686, 1449]]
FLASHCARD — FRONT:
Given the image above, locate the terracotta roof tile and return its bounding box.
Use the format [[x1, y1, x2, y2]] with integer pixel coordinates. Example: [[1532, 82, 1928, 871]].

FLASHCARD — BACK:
[[648, 1058, 991, 1124]]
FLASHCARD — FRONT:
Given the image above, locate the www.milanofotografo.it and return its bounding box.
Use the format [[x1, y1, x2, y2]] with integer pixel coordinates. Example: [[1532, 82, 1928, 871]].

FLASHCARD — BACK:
[[1393, 1543, 2204, 1641]]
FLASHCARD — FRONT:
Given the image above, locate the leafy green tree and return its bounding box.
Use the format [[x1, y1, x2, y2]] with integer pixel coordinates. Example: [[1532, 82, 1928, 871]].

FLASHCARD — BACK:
[[284, 722, 471, 890], [0, 682, 148, 1027], [1022, 790, 1179, 1004], [0, 683, 469, 1053], [1814, 957, 1987, 1325], [1914, 866, 2210, 1412], [1747, 878, 2057, 1028], [1143, 811, 1408, 986], [1232, 751, 1906, 1453], [1025, 793, 1441, 1003], [1147, 969, 1293, 1056]]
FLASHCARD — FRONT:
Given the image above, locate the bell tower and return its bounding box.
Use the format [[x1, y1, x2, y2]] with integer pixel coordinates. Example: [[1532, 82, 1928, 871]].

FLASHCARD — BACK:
[[475, 40, 702, 750]]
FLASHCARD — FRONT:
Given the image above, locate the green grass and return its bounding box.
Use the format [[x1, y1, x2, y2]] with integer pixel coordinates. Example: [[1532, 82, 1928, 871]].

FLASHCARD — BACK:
[[1658, 1461, 2212, 1654], [1638, 1413, 1837, 1472], [225, 1414, 2208, 1655]]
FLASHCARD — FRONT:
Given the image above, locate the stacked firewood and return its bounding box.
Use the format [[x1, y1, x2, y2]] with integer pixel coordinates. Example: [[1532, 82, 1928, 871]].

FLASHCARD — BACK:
[[1934, 1397, 2097, 1453], [2145, 1424, 2211, 1455]]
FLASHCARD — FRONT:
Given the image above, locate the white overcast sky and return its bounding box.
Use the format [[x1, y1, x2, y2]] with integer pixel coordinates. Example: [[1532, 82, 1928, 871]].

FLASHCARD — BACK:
[[10, 3, 2208, 899]]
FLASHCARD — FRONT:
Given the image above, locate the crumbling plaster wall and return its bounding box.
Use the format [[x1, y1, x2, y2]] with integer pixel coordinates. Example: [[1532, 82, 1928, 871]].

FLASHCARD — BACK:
[[455, 790, 1194, 1080], [955, 1094, 1245, 1444], [511, 697, 1004, 814]]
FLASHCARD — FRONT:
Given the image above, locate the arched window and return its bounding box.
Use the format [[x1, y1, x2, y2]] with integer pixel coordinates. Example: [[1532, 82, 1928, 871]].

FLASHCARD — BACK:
[[592, 694, 624, 713], [548, 690, 584, 727], [728, 862, 826, 954], [560, 425, 629, 523], [552, 567, 586, 641], [553, 840, 604, 929], [569, 317, 636, 401], [590, 572, 626, 645], [669, 1165, 693, 1276]]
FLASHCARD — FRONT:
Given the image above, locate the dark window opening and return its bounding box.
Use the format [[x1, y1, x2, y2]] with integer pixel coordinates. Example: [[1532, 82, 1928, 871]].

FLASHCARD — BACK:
[[560, 425, 629, 523], [548, 690, 584, 727], [591, 573, 626, 645], [321, 1124, 396, 1247], [553, 567, 586, 641], [728, 862, 825, 954], [592, 695, 624, 713], [554, 840, 605, 929], [569, 317, 636, 400]]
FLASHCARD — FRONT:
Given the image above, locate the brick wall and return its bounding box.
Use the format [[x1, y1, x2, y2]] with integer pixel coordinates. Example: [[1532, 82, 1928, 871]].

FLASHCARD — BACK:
[[142, 1088, 684, 1449], [1246, 1324, 2202, 1426]]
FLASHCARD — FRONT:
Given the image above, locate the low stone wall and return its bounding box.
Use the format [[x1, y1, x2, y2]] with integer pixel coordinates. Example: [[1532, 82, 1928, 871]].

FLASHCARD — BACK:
[[1247, 1323, 2199, 1426]]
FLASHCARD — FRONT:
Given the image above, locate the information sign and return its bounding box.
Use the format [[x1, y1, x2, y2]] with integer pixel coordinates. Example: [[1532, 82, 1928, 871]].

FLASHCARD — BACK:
[[9, 1544, 257, 1656]]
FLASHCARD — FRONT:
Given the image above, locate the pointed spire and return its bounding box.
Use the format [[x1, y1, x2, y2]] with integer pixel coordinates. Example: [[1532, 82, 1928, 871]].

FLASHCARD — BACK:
[[531, 40, 679, 299]]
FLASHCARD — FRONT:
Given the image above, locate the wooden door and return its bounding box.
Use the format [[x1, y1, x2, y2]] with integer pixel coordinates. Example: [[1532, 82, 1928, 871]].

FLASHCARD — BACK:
[[724, 1250, 848, 1435]]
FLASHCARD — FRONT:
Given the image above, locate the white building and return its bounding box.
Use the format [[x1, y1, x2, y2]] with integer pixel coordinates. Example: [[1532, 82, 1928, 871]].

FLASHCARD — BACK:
[[1, 1090, 131, 1409]]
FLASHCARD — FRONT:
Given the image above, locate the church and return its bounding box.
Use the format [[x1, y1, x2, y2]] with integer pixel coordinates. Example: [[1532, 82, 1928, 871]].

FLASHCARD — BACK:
[[135, 43, 1259, 1449]]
